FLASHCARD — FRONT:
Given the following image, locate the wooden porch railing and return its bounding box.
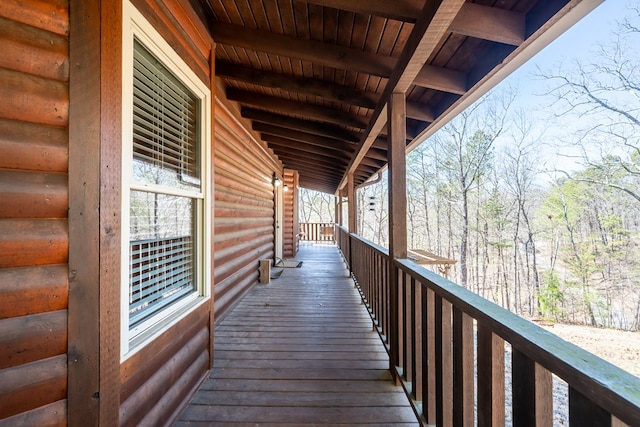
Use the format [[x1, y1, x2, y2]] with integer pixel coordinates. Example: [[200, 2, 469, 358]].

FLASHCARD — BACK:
[[298, 222, 335, 242], [336, 226, 640, 426]]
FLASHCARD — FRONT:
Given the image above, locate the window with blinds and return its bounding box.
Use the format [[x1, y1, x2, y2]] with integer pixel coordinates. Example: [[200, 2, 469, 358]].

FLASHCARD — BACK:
[[132, 39, 200, 189], [128, 39, 201, 328]]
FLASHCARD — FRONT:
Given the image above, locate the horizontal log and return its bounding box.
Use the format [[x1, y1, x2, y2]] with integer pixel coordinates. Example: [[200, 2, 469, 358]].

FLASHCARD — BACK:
[[0, 219, 68, 268], [215, 104, 281, 172], [214, 178, 273, 207], [214, 215, 273, 231], [0, 16, 69, 81], [0, 118, 67, 172], [215, 225, 274, 249], [214, 240, 272, 285], [215, 189, 273, 209], [0, 170, 68, 218], [0, 264, 68, 318], [215, 266, 263, 322], [0, 0, 69, 36], [120, 329, 208, 427], [139, 350, 208, 426], [215, 233, 274, 267], [0, 399, 66, 427], [0, 354, 67, 419], [0, 68, 68, 127], [120, 303, 209, 400], [0, 310, 67, 369]]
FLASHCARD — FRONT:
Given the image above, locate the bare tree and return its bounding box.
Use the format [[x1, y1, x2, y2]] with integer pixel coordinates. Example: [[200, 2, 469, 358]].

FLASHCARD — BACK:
[[432, 90, 515, 288]]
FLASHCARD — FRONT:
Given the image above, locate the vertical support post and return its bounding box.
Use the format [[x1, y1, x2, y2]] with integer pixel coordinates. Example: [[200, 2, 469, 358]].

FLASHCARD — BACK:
[[334, 195, 340, 226], [387, 92, 407, 378], [347, 173, 356, 234], [69, 0, 122, 424], [347, 174, 356, 271]]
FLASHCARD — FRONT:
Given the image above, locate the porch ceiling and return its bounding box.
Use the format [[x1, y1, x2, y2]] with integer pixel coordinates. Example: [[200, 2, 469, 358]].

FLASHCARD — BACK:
[[192, 0, 598, 194]]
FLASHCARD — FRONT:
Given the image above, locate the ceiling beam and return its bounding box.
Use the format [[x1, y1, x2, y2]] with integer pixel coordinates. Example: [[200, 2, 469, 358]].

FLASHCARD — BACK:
[[413, 64, 467, 95], [227, 88, 368, 129], [212, 22, 395, 78], [263, 135, 352, 159], [278, 159, 345, 178], [218, 61, 378, 109], [297, 0, 423, 23], [406, 101, 435, 122], [273, 150, 349, 169], [449, 3, 525, 46], [243, 108, 360, 143], [255, 123, 356, 152]]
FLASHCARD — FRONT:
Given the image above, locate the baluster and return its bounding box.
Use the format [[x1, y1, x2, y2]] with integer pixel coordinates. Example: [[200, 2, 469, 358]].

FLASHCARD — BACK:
[[512, 348, 552, 427], [569, 387, 611, 426], [477, 323, 505, 427], [436, 295, 453, 426], [412, 279, 423, 401], [403, 272, 412, 382], [423, 287, 436, 425], [453, 308, 474, 427]]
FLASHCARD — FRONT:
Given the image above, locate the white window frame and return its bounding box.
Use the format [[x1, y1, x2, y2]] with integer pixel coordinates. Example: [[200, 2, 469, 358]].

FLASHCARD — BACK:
[[121, 1, 211, 358]]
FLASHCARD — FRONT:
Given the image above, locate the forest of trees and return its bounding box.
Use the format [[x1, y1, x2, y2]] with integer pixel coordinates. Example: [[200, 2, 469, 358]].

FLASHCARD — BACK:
[[299, 6, 640, 331]]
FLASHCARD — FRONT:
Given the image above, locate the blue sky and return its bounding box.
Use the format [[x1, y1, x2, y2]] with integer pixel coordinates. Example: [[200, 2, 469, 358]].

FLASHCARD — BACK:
[[509, 0, 629, 107], [489, 0, 635, 171]]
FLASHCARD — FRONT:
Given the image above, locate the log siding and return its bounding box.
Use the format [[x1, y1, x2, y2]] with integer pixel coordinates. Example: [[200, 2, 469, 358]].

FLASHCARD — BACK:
[[213, 97, 281, 323], [0, 1, 70, 424]]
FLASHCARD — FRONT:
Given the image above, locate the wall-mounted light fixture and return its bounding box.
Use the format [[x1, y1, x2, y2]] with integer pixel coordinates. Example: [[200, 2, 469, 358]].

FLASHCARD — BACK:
[[283, 185, 289, 192], [273, 174, 282, 187]]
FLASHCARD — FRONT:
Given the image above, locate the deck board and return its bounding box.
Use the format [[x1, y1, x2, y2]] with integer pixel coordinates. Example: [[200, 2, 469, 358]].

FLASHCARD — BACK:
[[176, 244, 419, 426]]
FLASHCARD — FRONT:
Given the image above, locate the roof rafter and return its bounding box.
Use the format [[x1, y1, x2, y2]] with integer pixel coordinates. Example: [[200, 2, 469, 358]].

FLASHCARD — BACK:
[[449, 3, 525, 46], [263, 135, 352, 158], [212, 22, 396, 78], [218, 61, 378, 109], [297, 0, 423, 22], [413, 64, 467, 95], [243, 108, 361, 142], [254, 123, 356, 152], [227, 88, 368, 129]]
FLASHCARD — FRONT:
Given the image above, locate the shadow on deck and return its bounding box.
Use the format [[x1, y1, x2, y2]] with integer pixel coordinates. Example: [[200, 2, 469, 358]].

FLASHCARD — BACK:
[[176, 244, 419, 426]]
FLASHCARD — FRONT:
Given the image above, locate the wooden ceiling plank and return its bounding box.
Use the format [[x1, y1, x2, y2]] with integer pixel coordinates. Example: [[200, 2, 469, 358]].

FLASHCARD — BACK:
[[217, 61, 379, 109], [255, 123, 356, 151], [449, 3, 525, 46], [413, 63, 467, 95], [243, 108, 361, 142], [227, 87, 368, 129], [211, 22, 396, 77], [297, 0, 422, 23]]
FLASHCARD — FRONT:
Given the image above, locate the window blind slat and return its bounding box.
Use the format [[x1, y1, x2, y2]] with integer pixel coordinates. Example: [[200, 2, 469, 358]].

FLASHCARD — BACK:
[[132, 39, 199, 180]]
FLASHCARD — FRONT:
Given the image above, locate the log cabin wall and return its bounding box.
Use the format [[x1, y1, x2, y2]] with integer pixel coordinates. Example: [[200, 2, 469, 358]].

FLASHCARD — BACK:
[[283, 169, 299, 258], [0, 0, 70, 424], [213, 96, 282, 322]]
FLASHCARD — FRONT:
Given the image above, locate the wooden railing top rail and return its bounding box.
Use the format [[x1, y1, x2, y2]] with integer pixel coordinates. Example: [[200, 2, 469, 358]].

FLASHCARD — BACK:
[[350, 232, 389, 258], [395, 257, 640, 424]]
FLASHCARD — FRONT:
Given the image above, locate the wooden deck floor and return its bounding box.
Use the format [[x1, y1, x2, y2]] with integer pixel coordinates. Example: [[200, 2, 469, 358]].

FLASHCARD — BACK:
[[176, 243, 419, 426]]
